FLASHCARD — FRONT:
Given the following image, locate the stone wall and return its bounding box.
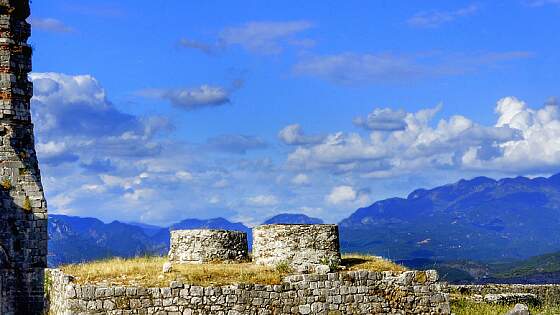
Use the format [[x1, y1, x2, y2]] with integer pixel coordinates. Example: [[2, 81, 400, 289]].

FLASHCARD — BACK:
[[450, 284, 560, 305], [0, 0, 48, 314], [46, 268, 451, 315], [168, 230, 248, 264], [253, 224, 340, 273]]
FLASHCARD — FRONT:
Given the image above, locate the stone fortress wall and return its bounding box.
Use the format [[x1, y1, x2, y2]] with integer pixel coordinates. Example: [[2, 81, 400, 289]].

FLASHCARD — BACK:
[[46, 268, 451, 315], [168, 229, 249, 264], [253, 224, 341, 273], [46, 224, 452, 314], [0, 1, 48, 314]]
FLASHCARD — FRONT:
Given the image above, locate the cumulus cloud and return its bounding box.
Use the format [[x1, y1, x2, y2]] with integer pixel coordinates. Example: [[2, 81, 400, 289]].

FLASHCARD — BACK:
[[219, 20, 314, 54], [326, 186, 356, 204], [462, 97, 560, 172], [278, 124, 324, 145], [31, 73, 153, 138], [285, 97, 560, 176], [142, 85, 231, 110], [326, 186, 371, 206], [286, 103, 524, 175], [293, 51, 532, 85], [353, 108, 408, 131], [30, 17, 74, 33], [407, 5, 479, 28]]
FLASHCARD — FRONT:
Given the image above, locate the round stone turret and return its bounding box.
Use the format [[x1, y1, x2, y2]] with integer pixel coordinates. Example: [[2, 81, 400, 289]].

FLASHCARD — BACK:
[[168, 229, 248, 264], [252, 224, 341, 273]]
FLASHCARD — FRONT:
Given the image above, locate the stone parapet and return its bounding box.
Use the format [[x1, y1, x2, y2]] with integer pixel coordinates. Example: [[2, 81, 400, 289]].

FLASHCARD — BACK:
[[46, 268, 451, 315]]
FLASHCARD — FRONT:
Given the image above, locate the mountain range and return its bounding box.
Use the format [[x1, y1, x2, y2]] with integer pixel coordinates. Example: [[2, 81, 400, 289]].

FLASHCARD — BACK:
[[48, 213, 321, 266], [48, 173, 560, 283], [340, 173, 560, 261]]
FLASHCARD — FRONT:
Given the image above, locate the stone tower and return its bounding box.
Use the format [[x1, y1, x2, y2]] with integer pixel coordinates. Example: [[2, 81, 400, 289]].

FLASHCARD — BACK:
[[0, 0, 48, 314]]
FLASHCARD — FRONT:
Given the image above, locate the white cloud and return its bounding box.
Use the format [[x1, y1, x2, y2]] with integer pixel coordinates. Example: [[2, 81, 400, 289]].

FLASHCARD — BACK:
[[462, 97, 560, 172], [326, 186, 357, 204], [293, 51, 532, 85], [124, 188, 156, 203], [407, 5, 479, 28], [291, 173, 311, 186], [286, 97, 560, 176], [287, 103, 524, 175], [279, 124, 323, 145], [246, 194, 280, 207], [142, 85, 230, 110], [353, 108, 408, 131], [30, 17, 74, 33], [175, 171, 194, 181], [219, 20, 313, 54]]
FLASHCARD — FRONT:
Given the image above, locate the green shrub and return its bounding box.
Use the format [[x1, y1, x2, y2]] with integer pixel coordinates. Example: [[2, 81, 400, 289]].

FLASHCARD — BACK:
[[275, 261, 293, 274]]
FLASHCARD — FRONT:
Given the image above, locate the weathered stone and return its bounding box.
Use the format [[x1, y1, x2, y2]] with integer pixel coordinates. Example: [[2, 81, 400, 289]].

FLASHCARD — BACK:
[[162, 261, 173, 273], [0, 1, 48, 314], [484, 293, 540, 305], [506, 303, 530, 315], [168, 229, 248, 264], [46, 268, 450, 315], [252, 224, 340, 272]]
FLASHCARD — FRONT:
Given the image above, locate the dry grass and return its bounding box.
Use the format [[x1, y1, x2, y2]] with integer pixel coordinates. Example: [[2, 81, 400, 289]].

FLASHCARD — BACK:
[[60, 254, 406, 287], [61, 257, 285, 287], [341, 254, 407, 273]]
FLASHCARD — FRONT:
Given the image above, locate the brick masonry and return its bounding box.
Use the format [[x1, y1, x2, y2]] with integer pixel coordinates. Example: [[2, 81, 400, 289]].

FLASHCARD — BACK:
[[0, 1, 48, 314], [46, 268, 451, 315]]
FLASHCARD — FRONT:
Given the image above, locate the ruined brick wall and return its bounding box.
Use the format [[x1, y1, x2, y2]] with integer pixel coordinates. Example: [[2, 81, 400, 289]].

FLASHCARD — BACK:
[[46, 269, 451, 315], [0, 0, 48, 314]]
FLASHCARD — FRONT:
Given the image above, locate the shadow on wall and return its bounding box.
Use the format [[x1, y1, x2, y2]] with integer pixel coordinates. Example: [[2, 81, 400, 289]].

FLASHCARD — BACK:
[[0, 122, 48, 314]]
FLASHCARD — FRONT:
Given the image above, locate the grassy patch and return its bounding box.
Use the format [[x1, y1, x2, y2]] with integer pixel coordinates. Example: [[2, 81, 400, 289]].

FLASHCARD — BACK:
[[451, 299, 560, 315], [61, 256, 286, 287], [60, 254, 406, 287], [341, 254, 407, 273]]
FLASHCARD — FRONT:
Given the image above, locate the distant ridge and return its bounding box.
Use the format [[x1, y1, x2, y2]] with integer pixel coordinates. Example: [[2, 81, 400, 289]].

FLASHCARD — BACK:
[[150, 217, 252, 248], [339, 172, 560, 261], [263, 213, 324, 225], [48, 215, 251, 267]]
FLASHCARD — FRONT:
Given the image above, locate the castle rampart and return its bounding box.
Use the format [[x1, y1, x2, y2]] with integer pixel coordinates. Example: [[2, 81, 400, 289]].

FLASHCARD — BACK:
[[46, 268, 451, 315]]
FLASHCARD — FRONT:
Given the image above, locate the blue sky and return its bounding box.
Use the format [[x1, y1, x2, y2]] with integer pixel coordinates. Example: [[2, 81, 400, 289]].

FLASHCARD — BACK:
[[29, 0, 560, 226]]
